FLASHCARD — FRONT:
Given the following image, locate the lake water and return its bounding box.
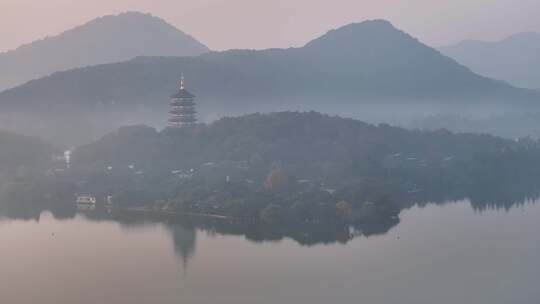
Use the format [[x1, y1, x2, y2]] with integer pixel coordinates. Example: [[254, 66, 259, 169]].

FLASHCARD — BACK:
[[1, 199, 539, 304]]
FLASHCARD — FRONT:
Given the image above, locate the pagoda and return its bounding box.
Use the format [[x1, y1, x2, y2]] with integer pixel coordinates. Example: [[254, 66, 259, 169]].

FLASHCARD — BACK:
[[169, 75, 197, 128]]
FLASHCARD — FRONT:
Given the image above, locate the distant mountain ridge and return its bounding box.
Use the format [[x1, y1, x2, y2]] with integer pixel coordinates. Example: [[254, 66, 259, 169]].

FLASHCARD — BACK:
[[2, 20, 535, 107], [1, 19, 539, 145], [439, 32, 540, 90], [0, 11, 209, 91]]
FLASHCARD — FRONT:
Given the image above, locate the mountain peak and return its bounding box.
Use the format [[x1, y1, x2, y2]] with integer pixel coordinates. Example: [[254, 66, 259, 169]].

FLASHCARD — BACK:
[[0, 12, 209, 91], [303, 19, 414, 50], [339, 19, 396, 31], [114, 11, 152, 17], [66, 11, 201, 44], [89, 11, 169, 26]]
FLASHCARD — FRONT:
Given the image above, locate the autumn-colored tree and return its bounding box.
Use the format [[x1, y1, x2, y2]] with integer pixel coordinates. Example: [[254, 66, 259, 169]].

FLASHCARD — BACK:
[[264, 162, 287, 191]]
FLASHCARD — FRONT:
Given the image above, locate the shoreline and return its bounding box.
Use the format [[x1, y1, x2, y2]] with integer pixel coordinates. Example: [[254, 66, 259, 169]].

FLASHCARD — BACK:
[[121, 206, 250, 222]]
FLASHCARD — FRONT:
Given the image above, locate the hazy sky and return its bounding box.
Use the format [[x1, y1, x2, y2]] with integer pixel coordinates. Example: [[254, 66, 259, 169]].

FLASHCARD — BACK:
[[1, 0, 539, 52]]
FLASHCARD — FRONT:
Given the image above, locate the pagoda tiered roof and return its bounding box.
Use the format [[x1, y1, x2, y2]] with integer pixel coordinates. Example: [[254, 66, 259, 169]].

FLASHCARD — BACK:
[[169, 116, 197, 123], [170, 100, 195, 106], [171, 89, 195, 99], [169, 108, 196, 115]]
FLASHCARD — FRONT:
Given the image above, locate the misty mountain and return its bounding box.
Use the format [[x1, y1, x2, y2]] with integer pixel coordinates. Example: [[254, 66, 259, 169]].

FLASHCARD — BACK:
[[439, 32, 540, 90], [0, 11, 209, 91], [1, 20, 539, 145]]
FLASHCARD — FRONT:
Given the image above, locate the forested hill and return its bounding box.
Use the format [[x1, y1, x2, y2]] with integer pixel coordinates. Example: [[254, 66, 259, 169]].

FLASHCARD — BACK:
[[6, 112, 540, 228], [72, 111, 538, 193], [2, 20, 538, 112]]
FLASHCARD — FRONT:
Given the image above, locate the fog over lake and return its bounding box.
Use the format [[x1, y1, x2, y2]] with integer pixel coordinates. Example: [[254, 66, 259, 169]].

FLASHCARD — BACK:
[[1, 199, 539, 304]]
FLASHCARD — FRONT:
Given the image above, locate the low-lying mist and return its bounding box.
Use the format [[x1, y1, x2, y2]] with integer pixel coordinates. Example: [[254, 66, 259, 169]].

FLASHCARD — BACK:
[[1, 96, 539, 148]]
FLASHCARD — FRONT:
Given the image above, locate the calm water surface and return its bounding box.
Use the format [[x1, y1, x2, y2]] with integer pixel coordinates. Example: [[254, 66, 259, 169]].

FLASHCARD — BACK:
[[1, 200, 539, 304]]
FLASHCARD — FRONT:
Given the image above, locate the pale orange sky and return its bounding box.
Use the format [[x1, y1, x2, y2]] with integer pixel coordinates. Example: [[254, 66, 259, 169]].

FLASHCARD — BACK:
[[1, 0, 539, 52]]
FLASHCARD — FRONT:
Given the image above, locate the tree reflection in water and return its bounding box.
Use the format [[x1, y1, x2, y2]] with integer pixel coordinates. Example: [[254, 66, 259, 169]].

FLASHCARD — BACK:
[[1, 180, 540, 268]]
